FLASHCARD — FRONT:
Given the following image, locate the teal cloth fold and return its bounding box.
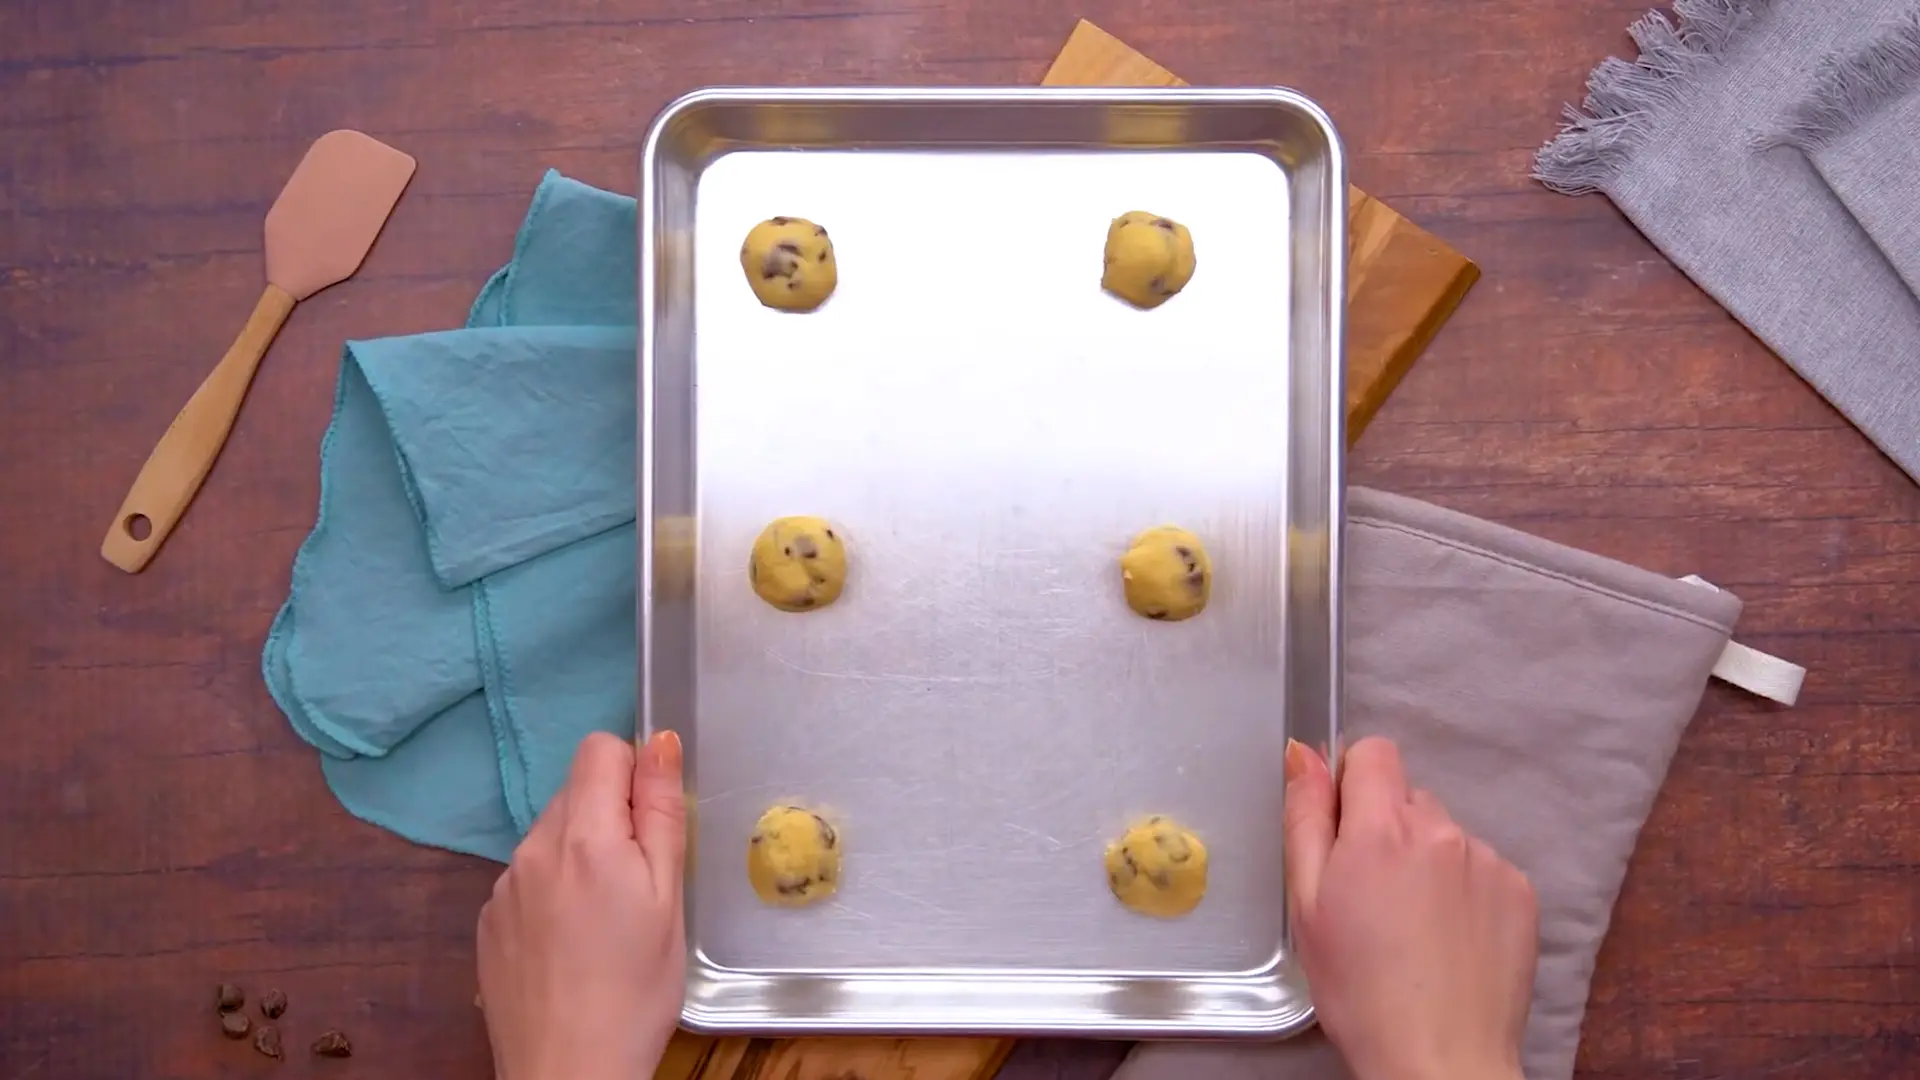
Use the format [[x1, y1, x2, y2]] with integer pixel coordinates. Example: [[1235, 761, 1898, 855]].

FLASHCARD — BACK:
[[263, 171, 639, 861]]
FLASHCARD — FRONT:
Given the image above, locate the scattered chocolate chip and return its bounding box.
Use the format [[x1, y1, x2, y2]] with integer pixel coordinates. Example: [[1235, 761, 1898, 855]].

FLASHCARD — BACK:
[[775, 876, 814, 896], [216, 983, 245, 1013], [1187, 571, 1206, 591], [783, 546, 792, 557], [771, 216, 792, 225], [787, 280, 801, 289], [795, 596, 815, 608], [311, 1031, 353, 1059], [259, 989, 287, 1019], [786, 805, 806, 813], [814, 815, 837, 849], [748, 559, 758, 584], [814, 225, 827, 236], [793, 536, 818, 559], [1147, 870, 1173, 890], [253, 1025, 284, 1060], [750, 833, 763, 844], [221, 1012, 251, 1039], [1174, 546, 1192, 559], [818, 251, 828, 261], [775, 241, 802, 255], [1153, 218, 1175, 230], [824, 528, 835, 539], [1146, 610, 1168, 620], [1150, 276, 1168, 294]]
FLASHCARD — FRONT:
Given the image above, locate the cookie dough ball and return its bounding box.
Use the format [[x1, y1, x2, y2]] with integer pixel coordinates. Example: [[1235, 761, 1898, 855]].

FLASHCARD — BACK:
[[1106, 816, 1208, 918], [1120, 526, 1211, 621], [749, 516, 846, 612], [748, 805, 841, 907], [1101, 211, 1196, 309], [741, 216, 837, 311]]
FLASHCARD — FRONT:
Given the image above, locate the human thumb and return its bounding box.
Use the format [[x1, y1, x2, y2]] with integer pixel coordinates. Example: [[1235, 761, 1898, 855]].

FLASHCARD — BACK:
[[633, 730, 687, 896], [1282, 739, 1335, 922]]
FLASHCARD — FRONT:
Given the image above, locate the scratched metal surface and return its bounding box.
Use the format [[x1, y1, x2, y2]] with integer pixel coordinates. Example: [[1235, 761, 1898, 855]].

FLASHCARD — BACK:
[[639, 88, 1345, 1036]]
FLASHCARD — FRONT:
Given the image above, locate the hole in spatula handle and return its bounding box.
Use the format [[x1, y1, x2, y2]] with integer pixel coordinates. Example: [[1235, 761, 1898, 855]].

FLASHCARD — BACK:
[[123, 514, 152, 542]]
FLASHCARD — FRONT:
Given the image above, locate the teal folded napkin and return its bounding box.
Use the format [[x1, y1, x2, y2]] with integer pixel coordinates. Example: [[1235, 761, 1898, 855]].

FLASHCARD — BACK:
[[263, 172, 640, 861]]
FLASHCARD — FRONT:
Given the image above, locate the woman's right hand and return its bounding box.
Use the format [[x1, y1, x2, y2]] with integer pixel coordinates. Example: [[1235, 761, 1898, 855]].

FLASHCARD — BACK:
[[1283, 736, 1540, 1080]]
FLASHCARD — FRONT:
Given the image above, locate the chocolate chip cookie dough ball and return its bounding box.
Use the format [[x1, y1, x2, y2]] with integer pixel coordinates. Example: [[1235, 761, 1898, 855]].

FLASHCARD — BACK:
[[748, 805, 842, 907], [741, 216, 837, 311], [1101, 211, 1196, 309], [749, 516, 846, 612], [1120, 526, 1211, 621], [1105, 816, 1208, 918]]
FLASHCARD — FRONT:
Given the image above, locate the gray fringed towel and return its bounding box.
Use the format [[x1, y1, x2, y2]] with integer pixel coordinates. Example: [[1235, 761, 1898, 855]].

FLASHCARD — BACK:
[[1535, 0, 1920, 483], [1771, 9, 1920, 299]]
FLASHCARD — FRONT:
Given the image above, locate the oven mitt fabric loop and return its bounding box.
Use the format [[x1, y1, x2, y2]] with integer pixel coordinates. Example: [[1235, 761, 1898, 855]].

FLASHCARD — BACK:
[[1115, 487, 1766, 1080], [263, 171, 639, 861]]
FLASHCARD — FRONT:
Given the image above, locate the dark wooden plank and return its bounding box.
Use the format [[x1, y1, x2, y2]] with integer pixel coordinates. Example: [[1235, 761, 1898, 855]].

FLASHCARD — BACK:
[[2, 3, 1916, 1080]]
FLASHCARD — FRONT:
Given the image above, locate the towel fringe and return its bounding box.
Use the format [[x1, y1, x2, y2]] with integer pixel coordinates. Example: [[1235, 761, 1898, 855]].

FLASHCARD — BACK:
[[1765, 8, 1920, 150], [1533, 0, 1775, 196]]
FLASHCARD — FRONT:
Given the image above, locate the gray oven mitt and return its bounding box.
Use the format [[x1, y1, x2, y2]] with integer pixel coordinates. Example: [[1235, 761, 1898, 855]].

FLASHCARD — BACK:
[[1113, 486, 1800, 1080]]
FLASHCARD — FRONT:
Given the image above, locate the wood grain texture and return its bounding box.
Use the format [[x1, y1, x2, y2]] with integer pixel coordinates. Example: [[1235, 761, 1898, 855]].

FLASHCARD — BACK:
[[2, 4, 1916, 1080]]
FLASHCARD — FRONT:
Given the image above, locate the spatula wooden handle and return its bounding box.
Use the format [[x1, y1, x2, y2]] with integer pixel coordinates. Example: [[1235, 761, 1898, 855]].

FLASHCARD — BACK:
[[101, 284, 297, 572]]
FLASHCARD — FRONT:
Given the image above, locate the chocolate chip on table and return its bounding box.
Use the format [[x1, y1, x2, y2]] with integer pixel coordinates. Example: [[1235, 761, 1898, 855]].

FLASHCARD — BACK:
[[221, 1012, 251, 1039], [259, 988, 287, 1019], [311, 1030, 353, 1059], [216, 983, 245, 1013], [253, 1025, 284, 1060]]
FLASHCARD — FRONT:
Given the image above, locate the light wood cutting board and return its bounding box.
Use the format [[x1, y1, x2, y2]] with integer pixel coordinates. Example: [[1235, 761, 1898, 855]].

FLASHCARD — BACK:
[[653, 19, 1478, 1080]]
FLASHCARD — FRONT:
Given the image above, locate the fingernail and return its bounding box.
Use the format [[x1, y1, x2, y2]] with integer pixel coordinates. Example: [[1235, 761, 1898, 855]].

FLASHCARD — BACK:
[[1284, 738, 1308, 783], [645, 730, 683, 773]]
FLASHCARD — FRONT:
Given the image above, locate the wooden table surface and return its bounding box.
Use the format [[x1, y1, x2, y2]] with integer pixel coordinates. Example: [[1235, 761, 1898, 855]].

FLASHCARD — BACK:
[[3, 2, 1916, 1078]]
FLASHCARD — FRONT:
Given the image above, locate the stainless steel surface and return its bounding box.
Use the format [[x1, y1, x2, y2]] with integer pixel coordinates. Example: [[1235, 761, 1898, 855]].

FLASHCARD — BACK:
[[639, 86, 1345, 1038]]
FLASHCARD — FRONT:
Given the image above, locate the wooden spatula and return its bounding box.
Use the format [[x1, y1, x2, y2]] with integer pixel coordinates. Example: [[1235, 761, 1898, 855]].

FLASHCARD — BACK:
[[101, 129, 416, 573]]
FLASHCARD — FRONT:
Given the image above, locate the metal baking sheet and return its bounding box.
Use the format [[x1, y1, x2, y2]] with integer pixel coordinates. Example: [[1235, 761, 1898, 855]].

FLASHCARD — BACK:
[[639, 87, 1345, 1038]]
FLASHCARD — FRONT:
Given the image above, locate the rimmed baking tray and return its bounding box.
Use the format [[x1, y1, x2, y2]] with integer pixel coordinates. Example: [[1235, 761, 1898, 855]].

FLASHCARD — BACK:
[[639, 86, 1345, 1037]]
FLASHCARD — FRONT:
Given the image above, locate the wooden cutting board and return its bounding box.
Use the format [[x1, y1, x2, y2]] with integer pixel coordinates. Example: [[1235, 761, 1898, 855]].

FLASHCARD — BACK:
[[653, 19, 1478, 1080]]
